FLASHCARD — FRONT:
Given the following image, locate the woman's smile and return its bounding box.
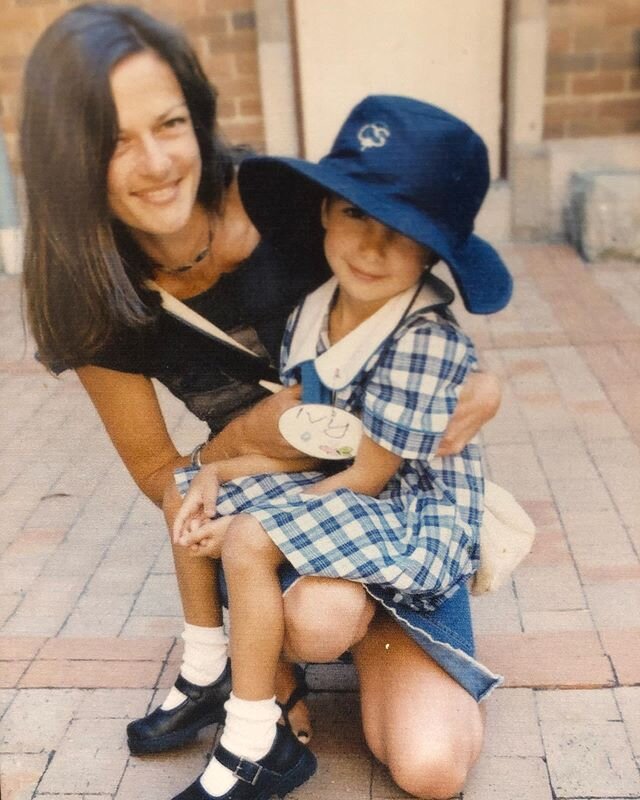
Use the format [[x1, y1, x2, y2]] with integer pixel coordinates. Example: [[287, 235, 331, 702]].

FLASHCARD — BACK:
[[133, 179, 182, 206]]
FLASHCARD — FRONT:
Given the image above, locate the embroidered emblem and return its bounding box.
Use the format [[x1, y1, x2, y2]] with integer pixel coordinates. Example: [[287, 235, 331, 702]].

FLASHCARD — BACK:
[[358, 122, 391, 151]]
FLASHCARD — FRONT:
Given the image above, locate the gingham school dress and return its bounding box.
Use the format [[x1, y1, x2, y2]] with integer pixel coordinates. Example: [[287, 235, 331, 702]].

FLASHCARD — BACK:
[[178, 275, 485, 611], [176, 274, 503, 700]]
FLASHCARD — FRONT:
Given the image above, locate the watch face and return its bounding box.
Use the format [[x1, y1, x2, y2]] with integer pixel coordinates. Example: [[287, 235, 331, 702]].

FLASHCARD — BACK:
[[279, 404, 363, 460]]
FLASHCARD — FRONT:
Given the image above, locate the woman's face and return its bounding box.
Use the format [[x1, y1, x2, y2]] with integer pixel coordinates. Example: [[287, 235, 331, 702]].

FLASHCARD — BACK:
[[107, 50, 202, 237]]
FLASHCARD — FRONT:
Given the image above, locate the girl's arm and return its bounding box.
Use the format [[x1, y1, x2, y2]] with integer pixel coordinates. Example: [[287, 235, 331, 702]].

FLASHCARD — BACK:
[[305, 434, 402, 497]]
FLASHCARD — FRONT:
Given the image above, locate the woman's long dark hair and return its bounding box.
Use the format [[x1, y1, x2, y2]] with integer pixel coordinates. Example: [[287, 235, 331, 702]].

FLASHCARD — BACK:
[[21, 2, 233, 370]]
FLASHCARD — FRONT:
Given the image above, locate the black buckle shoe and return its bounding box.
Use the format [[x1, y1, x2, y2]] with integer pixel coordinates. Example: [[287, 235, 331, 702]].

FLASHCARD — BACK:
[[127, 661, 231, 755], [171, 725, 317, 800]]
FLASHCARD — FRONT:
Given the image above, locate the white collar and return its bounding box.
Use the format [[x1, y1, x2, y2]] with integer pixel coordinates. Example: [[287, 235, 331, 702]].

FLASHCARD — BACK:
[[285, 274, 453, 390]]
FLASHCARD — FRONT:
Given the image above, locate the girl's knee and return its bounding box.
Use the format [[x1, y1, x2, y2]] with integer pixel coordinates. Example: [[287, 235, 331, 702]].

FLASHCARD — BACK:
[[284, 579, 375, 661], [221, 515, 273, 570]]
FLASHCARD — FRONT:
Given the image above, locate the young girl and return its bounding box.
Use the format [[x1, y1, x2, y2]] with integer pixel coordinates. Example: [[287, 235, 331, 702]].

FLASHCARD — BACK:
[[170, 96, 511, 800]]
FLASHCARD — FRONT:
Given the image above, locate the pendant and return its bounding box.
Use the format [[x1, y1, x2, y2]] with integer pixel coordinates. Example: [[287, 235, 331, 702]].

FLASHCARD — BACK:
[[279, 403, 363, 460]]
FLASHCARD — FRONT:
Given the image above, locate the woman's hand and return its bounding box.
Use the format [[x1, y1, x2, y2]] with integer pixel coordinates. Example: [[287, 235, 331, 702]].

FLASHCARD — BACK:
[[214, 385, 319, 469], [436, 371, 501, 456], [172, 464, 220, 544]]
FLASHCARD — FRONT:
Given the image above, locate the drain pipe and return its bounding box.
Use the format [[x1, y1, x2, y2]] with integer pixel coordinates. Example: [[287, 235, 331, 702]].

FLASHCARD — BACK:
[[0, 130, 24, 275]]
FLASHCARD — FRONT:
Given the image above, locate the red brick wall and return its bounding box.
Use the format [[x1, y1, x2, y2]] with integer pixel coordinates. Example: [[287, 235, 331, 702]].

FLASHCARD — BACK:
[[0, 0, 264, 173], [545, 0, 640, 138]]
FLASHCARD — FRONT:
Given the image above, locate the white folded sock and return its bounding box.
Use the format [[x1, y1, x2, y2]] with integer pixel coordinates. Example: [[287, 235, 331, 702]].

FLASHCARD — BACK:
[[200, 693, 280, 796], [161, 624, 228, 711]]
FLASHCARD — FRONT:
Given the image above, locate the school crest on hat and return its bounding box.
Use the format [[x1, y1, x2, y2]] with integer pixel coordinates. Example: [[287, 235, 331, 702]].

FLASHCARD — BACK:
[[357, 122, 391, 151]]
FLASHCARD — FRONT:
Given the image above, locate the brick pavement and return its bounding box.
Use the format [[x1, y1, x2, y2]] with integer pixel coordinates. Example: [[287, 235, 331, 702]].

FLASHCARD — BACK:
[[1, 243, 639, 799]]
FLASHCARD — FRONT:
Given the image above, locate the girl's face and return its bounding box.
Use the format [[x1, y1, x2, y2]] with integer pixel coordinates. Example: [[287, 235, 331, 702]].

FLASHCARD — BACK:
[[321, 197, 427, 309], [107, 50, 202, 238]]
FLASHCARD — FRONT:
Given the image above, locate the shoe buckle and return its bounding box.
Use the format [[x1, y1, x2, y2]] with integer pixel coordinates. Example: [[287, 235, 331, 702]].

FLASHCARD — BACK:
[[233, 757, 263, 786]]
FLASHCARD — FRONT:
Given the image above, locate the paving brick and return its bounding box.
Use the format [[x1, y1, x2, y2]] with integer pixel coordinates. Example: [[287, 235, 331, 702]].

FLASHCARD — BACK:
[[477, 632, 614, 688], [75, 688, 154, 719], [584, 582, 640, 628], [614, 686, 640, 759], [2, 614, 69, 638], [59, 611, 133, 637], [38, 636, 174, 661], [0, 661, 29, 688], [121, 615, 185, 637], [600, 629, 640, 684], [482, 688, 544, 757], [116, 748, 210, 800], [132, 573, 183, 617], [37, 718, 129, 794], [538, 693, 640, 798], [579, 563, 640, 583], [524, 530, 573, 567], [514, 564, 586, 613], [561, 509, 631, 551], [536, 687, 620, 723], [0, 637, 46, 660], [13, 576, 87, 618], [0, 688, 16, 718], [470, 582, 523, 634], [0, 753, 51, 800], [36, 796, 89, 800], [483, 442, 550, 502], [19, 659, 162, 689], [0, 688, 83, 753], [521, 609, 594, 633], [3, 528, 67, 557], [34, 792, 87, 800], [464, 754, 552, 800], [294, 753, 371, 800], [0, 593, 21, 628]]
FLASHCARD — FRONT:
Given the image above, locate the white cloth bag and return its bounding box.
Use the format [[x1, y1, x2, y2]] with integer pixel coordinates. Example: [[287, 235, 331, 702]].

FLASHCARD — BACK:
[[471, 480, 536, 595]]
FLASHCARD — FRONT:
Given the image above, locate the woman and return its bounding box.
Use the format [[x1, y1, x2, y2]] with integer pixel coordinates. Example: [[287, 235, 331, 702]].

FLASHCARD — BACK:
[[21, 5, 500, 798]]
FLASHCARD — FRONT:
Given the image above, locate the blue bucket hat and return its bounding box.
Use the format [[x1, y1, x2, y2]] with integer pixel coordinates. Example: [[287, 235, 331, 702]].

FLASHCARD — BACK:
[[238, 95, 512, 314]]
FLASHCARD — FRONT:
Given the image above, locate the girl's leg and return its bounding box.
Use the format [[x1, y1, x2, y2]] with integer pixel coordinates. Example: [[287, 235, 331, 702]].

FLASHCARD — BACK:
[[353, 611, 484, 800], [223, 514, 287, 699], [196, 515, 314, 798]]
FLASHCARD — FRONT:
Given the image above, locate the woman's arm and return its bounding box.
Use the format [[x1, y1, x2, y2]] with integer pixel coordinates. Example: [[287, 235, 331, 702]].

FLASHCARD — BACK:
[[199, 385, 319, 471], [77, 366, 316, 507], [76, 365, 189, 507]]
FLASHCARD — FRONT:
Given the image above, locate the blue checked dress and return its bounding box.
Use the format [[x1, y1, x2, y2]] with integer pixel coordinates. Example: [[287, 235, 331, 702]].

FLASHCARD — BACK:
[[176, 276, 503, 700], [177, 280, 485, 614]]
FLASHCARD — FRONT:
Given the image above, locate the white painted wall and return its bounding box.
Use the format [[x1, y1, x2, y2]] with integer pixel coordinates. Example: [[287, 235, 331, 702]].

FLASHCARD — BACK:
[[293, 0, 505, 177]]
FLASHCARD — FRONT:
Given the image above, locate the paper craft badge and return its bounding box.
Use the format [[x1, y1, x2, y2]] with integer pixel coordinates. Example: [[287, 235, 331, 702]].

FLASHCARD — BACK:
[[279, 404, 363, 460]]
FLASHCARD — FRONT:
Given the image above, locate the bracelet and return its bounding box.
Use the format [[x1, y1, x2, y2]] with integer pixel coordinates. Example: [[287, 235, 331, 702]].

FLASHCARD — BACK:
[[190, 442, 206, 469]]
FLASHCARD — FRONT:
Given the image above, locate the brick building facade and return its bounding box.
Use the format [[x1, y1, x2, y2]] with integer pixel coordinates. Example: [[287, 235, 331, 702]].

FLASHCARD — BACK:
[[0, 0, 266, 172], [0, 0, 639, 248], [3, 1, 640, 164], [545, 0, 640, 139]]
